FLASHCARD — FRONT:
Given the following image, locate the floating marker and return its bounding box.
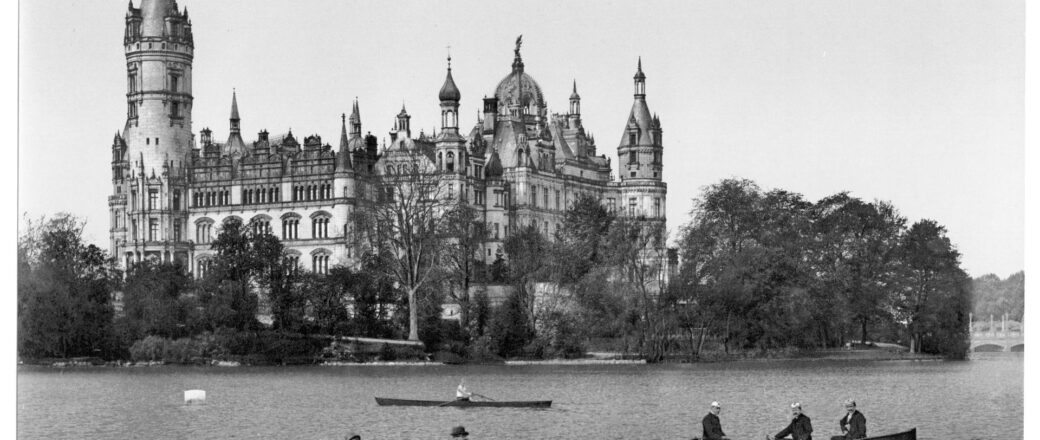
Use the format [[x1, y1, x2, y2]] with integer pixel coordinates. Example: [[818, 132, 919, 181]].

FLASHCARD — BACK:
[[184, 389, 206, 405]]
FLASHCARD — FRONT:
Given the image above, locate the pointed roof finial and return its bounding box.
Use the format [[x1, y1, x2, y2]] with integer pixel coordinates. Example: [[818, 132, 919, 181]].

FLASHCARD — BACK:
[[230, 88, 240, 120], [570, 79, 580, 100], [635, 57, 646, 80]]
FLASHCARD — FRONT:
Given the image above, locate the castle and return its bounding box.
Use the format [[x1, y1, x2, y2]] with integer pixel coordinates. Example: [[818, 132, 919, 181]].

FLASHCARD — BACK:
[[109, 0, 667, 277]]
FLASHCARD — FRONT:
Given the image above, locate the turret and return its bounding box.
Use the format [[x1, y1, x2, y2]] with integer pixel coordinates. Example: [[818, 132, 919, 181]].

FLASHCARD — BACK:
[[336, 113, 353, 171], [439, 56, 462, 134], [224, 90, 247, 156], [568, 80, 581, 129]]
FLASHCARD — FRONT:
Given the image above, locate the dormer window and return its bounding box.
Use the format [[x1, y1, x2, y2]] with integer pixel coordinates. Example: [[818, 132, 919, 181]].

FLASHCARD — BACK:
[[629, 132, 637, 145], [629, 151, 637, 164]]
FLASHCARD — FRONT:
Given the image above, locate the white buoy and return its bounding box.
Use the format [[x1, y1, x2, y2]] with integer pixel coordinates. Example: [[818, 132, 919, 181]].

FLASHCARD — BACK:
[[184, 389, 206, 405]]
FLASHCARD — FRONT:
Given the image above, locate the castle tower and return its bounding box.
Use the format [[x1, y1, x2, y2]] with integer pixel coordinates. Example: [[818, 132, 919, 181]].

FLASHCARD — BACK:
[[112, 0, 194, 268], [617, 58, 667, 221]]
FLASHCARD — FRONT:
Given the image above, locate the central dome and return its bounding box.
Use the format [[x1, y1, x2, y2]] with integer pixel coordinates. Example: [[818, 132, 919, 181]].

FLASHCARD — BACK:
[[495, 71, 544, 108]]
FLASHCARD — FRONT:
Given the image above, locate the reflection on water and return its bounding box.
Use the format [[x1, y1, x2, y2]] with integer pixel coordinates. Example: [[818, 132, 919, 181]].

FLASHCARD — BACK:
[[17, 354, 1022, 440]]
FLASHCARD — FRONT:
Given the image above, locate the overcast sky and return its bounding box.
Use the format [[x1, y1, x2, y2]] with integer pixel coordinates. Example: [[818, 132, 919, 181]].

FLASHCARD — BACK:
[[18, 0, 1025, 278]]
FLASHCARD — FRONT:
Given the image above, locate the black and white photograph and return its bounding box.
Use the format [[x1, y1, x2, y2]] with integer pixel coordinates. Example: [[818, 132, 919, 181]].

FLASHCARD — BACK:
[[14, 1, 1029, 439]]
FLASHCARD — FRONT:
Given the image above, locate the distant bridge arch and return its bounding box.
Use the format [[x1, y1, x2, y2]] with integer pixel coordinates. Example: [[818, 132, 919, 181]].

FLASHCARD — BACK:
[[969, 314, 1024, 352]]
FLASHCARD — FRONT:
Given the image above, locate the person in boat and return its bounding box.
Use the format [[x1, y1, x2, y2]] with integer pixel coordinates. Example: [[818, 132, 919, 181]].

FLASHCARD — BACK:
[[450, 425, 469, 438], [700, 400, 729, 440], [771, 402, 813, 440], [830, 399, 866, 440], [455, 379, 472, 401]]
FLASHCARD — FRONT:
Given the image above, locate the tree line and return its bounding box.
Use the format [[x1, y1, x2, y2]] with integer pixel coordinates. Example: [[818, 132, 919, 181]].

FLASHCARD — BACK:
[[17, 176, 980, 363]]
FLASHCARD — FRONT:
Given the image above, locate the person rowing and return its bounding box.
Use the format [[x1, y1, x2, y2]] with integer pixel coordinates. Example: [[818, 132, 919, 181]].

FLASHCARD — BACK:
[[701, 401, 730, 440], [456, 379, 472, 401], [769, 402, 813, 440]]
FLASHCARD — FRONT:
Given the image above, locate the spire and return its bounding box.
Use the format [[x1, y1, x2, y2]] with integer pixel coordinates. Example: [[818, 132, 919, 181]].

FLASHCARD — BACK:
[[633, 57, 646, 97], [349, 98, 362, 138], [337, 112, 353, 170], [570, 79, 580, 100], [230, 89, 240, 121]]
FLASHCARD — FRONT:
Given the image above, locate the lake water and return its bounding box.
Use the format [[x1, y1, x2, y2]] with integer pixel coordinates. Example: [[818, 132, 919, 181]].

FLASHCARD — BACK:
[[17, 354, 1021, 439]]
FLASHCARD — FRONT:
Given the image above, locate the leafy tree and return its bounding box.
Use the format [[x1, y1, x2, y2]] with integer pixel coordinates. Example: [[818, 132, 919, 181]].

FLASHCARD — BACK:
[[502, 224, 550, 327], [893, 220, 971, 357], [18, 214, 121, 359], [121, 260, 194, 339], [442, 203, 488, 330], [551, 193, 615, 283]]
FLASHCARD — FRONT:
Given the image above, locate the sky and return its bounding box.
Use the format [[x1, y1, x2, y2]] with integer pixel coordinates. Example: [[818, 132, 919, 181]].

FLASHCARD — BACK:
[[17, 0, 1025, 279]]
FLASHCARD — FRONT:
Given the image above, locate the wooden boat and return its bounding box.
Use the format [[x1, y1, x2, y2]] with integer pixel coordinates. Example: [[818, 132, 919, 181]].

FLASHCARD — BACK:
[[374, 397, 551, 408], [863, 428, 916, 440]]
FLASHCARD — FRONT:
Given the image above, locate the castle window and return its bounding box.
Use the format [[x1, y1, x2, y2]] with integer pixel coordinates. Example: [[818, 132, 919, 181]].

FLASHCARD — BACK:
[[629, 133, 636, 145], [131, 220, 138, 240], [438, 153, 444, 170], [196, 220, 213, 244], [131, 190, 138, 209], [530, 185, 536, 206], [629, 150, 637, 164], [146, 138, 149, 145], [475, 190, 485, 206], [654, 198, 661, 217], [447, 152, 455, 172], [173, 220, 182, 241], [555, 190, 560, 210], [148, 218, 158, 241], [494, 190, 502, 207], [171, 102, 180, 118], [286, 255, 300, 275], [282, 217, 300, 240], [448, 183, 454, 199], [148, 189, 158, 210], [173, 190, 181, 210], [544, 188, 549, 208], [494, 223, 500, 239], [607, 198, 616, 213], [628, 198, 637, 216], [475, 165, 483, 179], [312, 216, 330, 239]]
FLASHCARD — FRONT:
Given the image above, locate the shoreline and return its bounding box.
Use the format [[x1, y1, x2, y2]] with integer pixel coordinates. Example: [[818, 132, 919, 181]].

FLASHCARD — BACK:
[[19, 349, 957, 369]]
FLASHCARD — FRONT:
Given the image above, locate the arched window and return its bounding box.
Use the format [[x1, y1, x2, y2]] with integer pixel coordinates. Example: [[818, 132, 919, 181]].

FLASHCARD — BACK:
[[311, 248, 332, 275], [281, 212, 301, 240], [438, 152, 444, 170], [250, 215, 272, 236], [310, 211, 332, 239], [447, 152, 455, 172], [195, 218, 214, 244]]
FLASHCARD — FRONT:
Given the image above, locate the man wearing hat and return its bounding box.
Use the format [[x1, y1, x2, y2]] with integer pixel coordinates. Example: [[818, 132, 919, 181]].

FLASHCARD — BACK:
[[831, 399, 866, 440], [770, 402, 813, 440], [450, 425, 469, 438], [701, 401, 729, 440]]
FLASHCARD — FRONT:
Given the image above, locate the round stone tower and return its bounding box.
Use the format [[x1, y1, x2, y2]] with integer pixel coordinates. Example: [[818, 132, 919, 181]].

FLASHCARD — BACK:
[[111, 0, 194, 268]]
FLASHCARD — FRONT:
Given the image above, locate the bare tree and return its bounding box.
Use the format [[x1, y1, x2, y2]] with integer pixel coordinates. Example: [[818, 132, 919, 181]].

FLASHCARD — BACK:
[[351, 150, 454, 341]]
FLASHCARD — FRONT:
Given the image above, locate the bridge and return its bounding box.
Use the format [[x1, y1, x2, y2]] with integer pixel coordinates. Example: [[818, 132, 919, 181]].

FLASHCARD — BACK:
[[970, 313, 1024, 352]]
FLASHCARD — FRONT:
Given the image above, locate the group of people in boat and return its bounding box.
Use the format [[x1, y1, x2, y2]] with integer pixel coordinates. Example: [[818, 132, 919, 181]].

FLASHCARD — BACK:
[[698, 398, 866, 440]]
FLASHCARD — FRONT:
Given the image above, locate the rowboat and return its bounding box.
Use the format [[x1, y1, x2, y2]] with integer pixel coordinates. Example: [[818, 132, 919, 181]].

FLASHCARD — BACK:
[[374, 397, 552, 408], [863, 428, 916, 440]]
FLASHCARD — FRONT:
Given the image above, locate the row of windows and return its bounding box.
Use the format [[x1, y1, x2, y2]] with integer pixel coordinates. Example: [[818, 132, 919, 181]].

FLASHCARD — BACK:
[[129, 218, 183, 242], [194, 189, 230, 207], [626, 150, 664, 165], [194, 215, 334, 243], [243, 186, 280, 205], [293, 183, 332, 201], [196, 253, 331, 278], [527, 185, 564, 211], [131, 189, 182, 211]]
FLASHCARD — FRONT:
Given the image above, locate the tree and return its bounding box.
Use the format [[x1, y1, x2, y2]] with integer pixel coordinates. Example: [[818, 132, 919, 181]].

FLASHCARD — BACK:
[[121, 260, 194, 339], [502, 224, 550, 328], [893, 220, 971, 357], [551, 193, 615, 284], [811, 194, 905, 345], [352, 151, 453, 341], [18, 214, 121, 359], [442, 203, 488, 331]]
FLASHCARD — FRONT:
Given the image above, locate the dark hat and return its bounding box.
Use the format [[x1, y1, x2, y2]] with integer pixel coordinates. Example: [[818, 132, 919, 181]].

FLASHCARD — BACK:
[[450, 425, 469, 437], [346, 434, 360, 440]]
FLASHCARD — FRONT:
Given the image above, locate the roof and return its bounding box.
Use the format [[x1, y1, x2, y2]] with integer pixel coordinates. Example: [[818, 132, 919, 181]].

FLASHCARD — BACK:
[[438, 66, 461, 102], [139, 0, 175, 37], [495, 70, 544, 109]]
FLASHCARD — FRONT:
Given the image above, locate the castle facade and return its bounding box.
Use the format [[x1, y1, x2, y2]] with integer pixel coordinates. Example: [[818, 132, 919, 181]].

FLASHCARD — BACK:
[[109, 0, 668, 276]]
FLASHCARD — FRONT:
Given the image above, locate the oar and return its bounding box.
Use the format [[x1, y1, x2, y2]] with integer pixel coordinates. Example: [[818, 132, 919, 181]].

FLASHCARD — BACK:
[[436, 400, 457, 407], [472, 393, 496, 401]]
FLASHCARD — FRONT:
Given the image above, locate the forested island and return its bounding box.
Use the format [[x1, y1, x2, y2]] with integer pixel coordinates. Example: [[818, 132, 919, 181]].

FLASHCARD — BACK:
[[18, 178, 1007, 365]]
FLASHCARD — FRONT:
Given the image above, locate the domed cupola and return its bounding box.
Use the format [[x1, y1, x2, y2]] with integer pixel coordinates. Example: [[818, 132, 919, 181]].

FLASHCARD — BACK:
[[438, 57, 461, 103], [494, 36, 545, 111]]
